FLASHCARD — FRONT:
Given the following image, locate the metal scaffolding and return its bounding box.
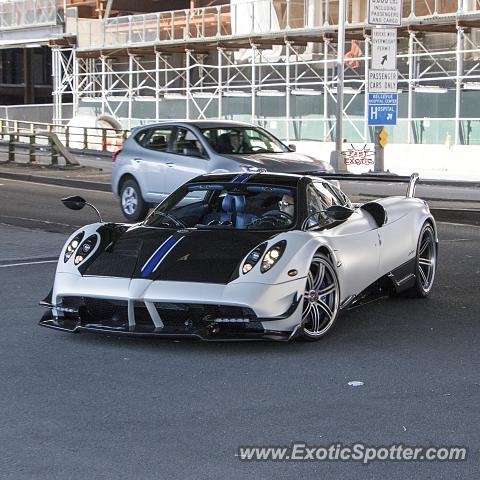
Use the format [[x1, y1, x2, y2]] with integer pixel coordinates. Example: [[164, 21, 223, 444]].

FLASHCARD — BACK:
[[50, 0, 480, 144]]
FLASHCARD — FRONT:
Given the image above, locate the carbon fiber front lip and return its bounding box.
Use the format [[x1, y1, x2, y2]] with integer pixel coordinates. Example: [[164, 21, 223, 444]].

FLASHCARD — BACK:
[[38, 311, 296, 342]]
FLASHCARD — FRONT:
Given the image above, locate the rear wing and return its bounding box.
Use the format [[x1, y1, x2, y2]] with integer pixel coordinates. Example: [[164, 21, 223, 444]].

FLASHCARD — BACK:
[[406, 173, 419, 198], [313, 172, 420, 198]]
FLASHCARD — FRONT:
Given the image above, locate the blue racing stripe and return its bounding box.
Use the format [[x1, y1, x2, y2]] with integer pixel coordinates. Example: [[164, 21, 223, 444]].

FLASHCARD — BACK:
[[141, 236, 183, 278], [232, 173, 252, 183]]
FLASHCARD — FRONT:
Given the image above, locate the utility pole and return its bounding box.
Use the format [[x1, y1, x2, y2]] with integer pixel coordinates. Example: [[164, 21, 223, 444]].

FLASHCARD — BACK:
[[334, 0, 346, 171]]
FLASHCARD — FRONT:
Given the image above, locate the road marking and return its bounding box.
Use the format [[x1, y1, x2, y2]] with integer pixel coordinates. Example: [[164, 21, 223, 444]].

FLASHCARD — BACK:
[[0, 260, 58, 268]]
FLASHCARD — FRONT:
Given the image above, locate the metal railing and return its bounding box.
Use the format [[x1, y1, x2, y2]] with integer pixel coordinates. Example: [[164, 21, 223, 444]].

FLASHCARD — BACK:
[[0, 130, 78, 165], [76, 0, 480, 50], [0, 0, 57, 30], [0, 119, 129, 158]]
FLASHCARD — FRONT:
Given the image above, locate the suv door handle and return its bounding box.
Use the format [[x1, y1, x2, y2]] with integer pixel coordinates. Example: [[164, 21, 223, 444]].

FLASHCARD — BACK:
[[133, 157, 142, 162], [166, 162, 175, 167]]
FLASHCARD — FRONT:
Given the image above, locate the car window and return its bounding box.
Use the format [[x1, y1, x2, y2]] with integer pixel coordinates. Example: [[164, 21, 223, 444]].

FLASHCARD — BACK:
[[199, 127, 287, 154], [322, 182, 351, 207], [144, 128, 172, 151], [306, 185, 326, 215], [134, 129, 148, 145], [145, 183, 296, 231], [172, 127, 205, 157], [312, 182, 344, 207]]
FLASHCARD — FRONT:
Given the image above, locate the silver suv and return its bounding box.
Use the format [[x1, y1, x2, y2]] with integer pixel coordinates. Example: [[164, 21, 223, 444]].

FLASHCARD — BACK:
[[112, 120, 334, 221]]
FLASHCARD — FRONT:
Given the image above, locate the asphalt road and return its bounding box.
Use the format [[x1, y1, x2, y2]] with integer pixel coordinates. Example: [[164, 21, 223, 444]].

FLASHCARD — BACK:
[[0, 178, 124, 233], [0, 178, 479, 478]]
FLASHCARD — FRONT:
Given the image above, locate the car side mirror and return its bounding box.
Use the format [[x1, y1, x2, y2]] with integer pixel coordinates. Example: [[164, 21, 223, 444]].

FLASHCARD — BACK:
[[61, 195, 103, 222], [325, 205, 354, 221], [184, 147, 204, 158], [288, 144, 296, 152], [62, 195, 86, 210]]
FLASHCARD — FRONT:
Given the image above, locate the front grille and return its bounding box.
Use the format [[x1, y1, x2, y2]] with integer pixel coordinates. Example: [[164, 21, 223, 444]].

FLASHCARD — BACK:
[[82, 298, 128, 326], [58, 297, 262, 334], [154, 303, 257, 326]]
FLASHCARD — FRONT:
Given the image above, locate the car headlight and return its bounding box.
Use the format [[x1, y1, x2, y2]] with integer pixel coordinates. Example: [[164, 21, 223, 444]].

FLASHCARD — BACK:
[[260, 240, 286, 273], [64, 232, 85, 263], [73, 235, 98, 266], [242, 243, 267, 274]]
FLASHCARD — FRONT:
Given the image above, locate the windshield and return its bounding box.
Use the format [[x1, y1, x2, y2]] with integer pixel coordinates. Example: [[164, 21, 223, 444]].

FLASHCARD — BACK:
[[200, 127, 288, 155], [145, 183, 297, 231]]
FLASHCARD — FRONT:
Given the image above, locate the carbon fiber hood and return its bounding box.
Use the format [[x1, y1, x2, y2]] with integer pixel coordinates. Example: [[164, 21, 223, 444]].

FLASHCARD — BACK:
[[82, 226, 274, 284]]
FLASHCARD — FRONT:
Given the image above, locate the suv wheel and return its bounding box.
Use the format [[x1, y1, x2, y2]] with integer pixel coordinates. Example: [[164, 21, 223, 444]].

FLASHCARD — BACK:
[[120, 178, 150, 222]]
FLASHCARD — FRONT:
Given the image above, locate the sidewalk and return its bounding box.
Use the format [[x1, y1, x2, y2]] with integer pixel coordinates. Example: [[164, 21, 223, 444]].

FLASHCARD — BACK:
[[0, 154, 479, 225]]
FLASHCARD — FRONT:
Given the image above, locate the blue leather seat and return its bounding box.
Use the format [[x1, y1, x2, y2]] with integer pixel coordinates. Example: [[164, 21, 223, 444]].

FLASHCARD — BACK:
[[234, 195, 256, 229], [203, 194, 257, 228]]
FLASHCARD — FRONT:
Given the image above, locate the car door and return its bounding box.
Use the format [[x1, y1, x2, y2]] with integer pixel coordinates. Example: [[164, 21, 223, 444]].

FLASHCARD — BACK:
[[310, 183, 380, 298], [376, 199, 418, 276], [137, 126, 173, 201], [162, 126, 210, 194]]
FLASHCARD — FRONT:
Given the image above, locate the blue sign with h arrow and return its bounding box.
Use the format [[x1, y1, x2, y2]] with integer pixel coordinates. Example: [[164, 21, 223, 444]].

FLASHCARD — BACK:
[[368, 93, 398, 126]]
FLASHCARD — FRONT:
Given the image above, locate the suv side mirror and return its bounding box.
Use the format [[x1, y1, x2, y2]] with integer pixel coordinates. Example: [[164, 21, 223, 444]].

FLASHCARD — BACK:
[[288, 144, 296, 152], [325, 205, 354, 221]]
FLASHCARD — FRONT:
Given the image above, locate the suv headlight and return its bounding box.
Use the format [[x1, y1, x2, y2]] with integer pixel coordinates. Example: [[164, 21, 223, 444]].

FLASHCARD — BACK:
[[74, 235, 98, 266], [242, 243, 267, 274], [260, 240, 286, 273], [64, 232, 85, 263]]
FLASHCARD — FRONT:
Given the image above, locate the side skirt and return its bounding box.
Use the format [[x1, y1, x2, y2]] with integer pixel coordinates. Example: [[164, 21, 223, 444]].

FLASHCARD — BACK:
[[340, 258, 416, 310]]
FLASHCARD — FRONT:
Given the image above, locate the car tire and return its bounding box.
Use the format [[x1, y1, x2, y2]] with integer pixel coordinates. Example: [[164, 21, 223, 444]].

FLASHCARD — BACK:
[[301, 253, 340, 341], [120, 178, 150, 222], [403, 223, 437, 298]]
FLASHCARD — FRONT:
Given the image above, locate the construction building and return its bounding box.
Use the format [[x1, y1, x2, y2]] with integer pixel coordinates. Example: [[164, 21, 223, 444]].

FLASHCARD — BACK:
[[1, 0, 480, 149]]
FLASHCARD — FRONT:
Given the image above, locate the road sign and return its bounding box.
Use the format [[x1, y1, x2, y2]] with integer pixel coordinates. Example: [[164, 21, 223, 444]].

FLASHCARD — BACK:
[[368, 70, 398, 93], [368, 0, 403, 26], [372, 28, 397, 70], [368, 93, 398, 125]]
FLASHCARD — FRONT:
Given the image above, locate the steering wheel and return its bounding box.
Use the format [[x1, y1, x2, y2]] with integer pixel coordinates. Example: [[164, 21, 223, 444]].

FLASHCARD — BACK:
[[247, 211, 292, 229], [155, 211, 187, 228]]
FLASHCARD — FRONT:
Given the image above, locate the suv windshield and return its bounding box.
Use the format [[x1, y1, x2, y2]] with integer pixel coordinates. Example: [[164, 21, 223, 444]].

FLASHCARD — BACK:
[[145, 183, 297, 231], [200, 127, 288, 155]]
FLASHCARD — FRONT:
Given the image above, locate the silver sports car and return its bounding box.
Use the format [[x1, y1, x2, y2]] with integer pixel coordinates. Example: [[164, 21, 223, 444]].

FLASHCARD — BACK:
[[40, 172, 437, 341], [112, 120, 334, 221]]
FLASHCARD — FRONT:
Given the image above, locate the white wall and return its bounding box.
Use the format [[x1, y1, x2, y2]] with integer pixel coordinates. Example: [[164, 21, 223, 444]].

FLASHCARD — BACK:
[[290, 141, 480, 181]]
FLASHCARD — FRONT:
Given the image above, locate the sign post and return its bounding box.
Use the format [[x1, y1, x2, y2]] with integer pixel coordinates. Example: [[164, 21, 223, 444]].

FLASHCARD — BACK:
[[334, 0, 347, 172], [367, 0, 402, 172]]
